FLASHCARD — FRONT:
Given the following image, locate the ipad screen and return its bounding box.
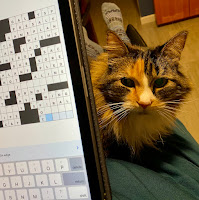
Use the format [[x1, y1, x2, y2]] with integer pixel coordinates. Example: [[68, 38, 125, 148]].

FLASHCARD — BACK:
[[0, 0, 93, 199]]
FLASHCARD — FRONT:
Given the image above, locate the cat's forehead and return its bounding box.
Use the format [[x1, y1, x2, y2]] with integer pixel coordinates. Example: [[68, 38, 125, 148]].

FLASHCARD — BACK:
[[127, 58, 145, 79], [128, 48, 157, 62], [128, 48, 166, 76], [109, 46, 176, 79]]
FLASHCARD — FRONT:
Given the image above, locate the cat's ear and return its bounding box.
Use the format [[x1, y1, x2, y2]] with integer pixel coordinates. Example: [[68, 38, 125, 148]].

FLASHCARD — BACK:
[[105, 31, 129, 58], [160, 31, 188, 62]]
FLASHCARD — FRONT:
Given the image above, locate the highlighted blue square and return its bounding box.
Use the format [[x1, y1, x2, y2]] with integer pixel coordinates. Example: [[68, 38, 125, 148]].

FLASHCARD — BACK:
[[46, 114, 53, 121]]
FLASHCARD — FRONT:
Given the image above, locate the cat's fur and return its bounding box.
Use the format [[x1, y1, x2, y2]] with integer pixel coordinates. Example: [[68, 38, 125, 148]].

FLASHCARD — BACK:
[[90, 31, 191, 156]]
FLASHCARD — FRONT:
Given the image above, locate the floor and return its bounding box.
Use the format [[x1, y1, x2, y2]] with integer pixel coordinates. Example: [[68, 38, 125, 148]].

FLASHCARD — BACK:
[[89, 0, 199, 143]]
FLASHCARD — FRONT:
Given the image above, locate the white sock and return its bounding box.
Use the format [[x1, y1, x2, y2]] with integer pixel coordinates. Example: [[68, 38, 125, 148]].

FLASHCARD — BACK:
[[101, 2, 130, 44], [83, 27, 103, 59]]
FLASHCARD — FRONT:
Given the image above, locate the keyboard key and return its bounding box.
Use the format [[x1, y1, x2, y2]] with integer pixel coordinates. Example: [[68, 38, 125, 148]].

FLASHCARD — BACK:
[[68, 186, 88, 199], [36, 174, 48, 187], [16, 162, 28, 174], [0, 191, 4, 200], [70, 157, 83, 171], [54, 187, 68, 199], [41, 188, 54, 200], [23, 175, 35, 187], [0, 177, 10, 189], [0, 164, 3, 176], [63, 172, 86, 186], [0, 157, 88, 200], [49, 173, 62, 186], [4, 190, 16, 200], [29, 189, 41, 200], [55, 158, 69, 172], [10, 176, 23, 188], [41, 160, 55, 173], [28, 161, 41, 173], [3, 163, 16, 175], [16, 189, 29, 200]]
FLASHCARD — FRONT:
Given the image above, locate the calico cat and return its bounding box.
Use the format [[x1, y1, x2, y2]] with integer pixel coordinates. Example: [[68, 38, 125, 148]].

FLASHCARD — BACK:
[[90, 30, 191, 156]]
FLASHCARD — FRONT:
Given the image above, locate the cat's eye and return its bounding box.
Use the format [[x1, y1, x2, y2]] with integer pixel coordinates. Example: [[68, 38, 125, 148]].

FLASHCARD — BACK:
[[121, 78, 135, 88], [154, 78, 168, 88]]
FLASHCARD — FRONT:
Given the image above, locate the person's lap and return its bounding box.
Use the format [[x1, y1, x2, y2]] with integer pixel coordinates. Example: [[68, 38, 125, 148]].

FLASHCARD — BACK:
[[107, 120, 199, 200]]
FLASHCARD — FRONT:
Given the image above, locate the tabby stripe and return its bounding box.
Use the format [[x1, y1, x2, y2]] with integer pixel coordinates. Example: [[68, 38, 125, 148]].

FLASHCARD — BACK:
[[155, 65, 160, 75], [144, 51, 149, 73]]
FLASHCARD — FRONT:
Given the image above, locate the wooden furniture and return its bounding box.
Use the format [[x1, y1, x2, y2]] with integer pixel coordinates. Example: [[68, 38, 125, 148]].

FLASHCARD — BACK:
[[154, 0, 199, 25], [190, 0, 199, 17]]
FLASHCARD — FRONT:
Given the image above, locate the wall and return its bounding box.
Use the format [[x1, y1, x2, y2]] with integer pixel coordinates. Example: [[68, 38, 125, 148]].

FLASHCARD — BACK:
[[137, 0, 154, 17]]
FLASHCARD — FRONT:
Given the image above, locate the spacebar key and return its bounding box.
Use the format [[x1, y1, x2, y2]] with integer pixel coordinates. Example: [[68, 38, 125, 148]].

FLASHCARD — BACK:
[[63, 172, 86, 185]]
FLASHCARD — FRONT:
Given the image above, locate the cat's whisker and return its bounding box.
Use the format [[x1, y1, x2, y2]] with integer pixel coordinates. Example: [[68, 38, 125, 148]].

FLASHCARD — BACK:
[[161, 109, 189, 135], [100, 112, 120, 130], [158, 106, 179, 112], [98, 102, 124, 110], [156, 108, 180, 137], [108, 108, 130, 132], [161, 109, 176, 120], [98, 102, 124, 108], [163, 109, 176, 114], [156, 109, 175, 125], [97, 102, 124, 115], [164, 101, 183, 105], [164, 107, 179, 112], [163, 106, 180, 111], [97, 105, 122, 115], [99, 107, 125, 126], [163, 110, 188, 135], [167, 98, 190, 102], [163, 109, 178, 116], [158, 104, 187, 113], [159, 109, 187, 134], [109, 109, 131, 130], [164, 98, 199, 105], [178, 99, 199, 104], [98, 104, 123, 112], [100, 107, 130, 130], [164, 106, 187, 113], [117, 109, 130, 122]]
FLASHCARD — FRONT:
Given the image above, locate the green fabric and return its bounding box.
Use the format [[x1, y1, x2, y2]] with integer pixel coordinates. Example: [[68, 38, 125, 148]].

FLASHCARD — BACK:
[[106, 120, 199, 200]]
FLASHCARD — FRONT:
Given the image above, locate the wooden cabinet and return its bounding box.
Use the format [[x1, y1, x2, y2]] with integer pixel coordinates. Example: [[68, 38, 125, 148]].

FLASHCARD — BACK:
[[190, 0, 199, 17], [154, 0, 199, 25]]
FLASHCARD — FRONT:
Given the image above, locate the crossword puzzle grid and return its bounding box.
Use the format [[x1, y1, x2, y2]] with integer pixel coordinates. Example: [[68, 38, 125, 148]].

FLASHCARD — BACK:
[[0, 6, 74, 128]]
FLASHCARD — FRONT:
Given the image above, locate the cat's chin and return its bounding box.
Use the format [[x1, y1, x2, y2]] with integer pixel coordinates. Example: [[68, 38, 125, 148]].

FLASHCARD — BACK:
[[114, 108, 176, 154], [136, 110, 149, 115], [130, 107, 154, 116]]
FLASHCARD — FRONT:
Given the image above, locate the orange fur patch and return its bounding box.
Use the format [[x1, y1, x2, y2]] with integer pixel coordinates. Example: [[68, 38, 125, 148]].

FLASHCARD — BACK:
[[128, 58, 145, 79], [125, 58, 146, 104]]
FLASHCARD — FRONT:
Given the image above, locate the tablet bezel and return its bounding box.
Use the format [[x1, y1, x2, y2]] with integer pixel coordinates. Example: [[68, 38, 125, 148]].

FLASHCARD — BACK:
[[57, 0, 110, 199]]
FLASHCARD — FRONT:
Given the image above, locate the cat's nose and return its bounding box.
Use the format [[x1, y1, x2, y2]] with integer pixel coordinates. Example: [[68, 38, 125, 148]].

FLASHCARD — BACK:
[[137, 102, 152, 109]]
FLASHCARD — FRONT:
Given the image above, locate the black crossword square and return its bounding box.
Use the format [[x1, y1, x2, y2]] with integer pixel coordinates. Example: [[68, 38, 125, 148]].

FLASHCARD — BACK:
[[28, 11, 35, 20], [34, 48, 41, 56], [0, 121, 3, 128], [36, 93, 42, 101]]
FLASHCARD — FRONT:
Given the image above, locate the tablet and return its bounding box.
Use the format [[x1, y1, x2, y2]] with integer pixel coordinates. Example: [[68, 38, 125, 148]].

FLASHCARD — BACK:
[[0, 0, 111, 199]]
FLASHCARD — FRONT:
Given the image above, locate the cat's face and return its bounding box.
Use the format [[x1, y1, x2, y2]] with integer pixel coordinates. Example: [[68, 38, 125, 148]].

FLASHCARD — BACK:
[[90, 31, 191, 153], [100, 50, 189, 115]]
